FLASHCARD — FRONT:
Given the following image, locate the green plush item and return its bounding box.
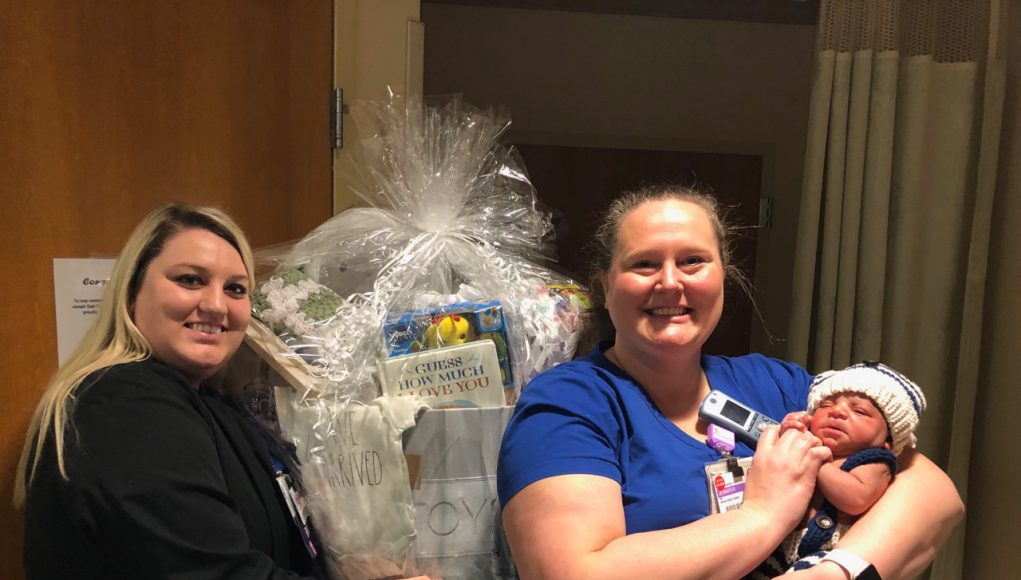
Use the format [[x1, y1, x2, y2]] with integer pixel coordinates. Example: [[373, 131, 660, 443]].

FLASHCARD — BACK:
[[252, 266, 344, 338]]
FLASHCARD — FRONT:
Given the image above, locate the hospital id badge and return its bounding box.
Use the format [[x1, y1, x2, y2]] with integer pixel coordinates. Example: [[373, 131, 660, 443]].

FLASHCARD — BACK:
[[704, 455, 753, 514], [271, 455, 318, 559]]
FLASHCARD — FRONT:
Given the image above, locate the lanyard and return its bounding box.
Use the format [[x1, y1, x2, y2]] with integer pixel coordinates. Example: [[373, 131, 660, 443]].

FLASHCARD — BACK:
[[270, 454, 318, 558]]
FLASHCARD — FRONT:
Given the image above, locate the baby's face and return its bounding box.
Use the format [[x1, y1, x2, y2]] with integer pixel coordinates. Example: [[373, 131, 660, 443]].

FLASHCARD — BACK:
[[810, 392, 890, 457]]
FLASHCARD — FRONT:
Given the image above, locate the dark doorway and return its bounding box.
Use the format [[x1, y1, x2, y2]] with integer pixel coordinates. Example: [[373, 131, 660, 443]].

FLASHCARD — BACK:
[[515, 144, 763, 356]]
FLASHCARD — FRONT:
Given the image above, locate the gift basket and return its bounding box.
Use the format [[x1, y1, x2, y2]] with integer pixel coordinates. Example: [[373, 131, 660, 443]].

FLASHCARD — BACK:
[[244, 93, 590, 579]]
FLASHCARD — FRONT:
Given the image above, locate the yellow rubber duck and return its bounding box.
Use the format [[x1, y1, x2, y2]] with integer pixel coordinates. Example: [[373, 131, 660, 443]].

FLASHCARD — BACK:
[[425, 314, 473, 348]]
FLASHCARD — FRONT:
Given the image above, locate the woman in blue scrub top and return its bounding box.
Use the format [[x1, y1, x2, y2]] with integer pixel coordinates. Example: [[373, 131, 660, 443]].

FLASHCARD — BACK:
[[498, 186, 963, 580]]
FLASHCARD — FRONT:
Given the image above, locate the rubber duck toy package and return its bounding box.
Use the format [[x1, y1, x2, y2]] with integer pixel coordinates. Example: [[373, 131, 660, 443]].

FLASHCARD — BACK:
[[243, 93, 590, 580]]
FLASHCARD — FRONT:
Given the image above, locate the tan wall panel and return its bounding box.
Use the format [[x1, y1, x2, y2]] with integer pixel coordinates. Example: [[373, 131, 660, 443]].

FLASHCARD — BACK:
[[421, 5, 816, 356], [333, 0, 424, 212], [0, 2, 333, 578]]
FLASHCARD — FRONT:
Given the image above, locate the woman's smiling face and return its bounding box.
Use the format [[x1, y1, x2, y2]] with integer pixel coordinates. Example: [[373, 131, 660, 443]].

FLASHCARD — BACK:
[[603, 199, 725, 358], [131, 228, 251, 386]]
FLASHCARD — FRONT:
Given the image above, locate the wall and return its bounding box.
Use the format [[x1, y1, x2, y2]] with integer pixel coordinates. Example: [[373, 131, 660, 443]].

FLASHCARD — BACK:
[[0, 2, 333, 578], [421, 4, 818, 356]]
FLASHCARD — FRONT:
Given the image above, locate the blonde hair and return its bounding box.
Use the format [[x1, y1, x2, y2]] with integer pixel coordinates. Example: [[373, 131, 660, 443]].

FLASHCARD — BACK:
[[13, 204, 254, 507]]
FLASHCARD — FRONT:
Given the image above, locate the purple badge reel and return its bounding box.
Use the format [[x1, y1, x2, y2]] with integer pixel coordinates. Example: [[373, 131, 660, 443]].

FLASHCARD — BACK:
[[704, 424, 752, 514]]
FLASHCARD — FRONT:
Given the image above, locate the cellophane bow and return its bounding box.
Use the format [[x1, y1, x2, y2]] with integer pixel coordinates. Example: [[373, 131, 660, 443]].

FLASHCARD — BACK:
[[250, 93, 588, 579]]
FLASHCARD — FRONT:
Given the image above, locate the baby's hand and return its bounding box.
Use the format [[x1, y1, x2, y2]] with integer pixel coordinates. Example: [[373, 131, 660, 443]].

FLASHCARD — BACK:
[[779, 411, 812, 435]]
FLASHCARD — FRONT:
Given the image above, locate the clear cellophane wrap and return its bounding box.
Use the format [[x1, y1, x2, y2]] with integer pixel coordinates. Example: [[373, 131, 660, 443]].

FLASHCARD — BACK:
[[245, 94, 590, 579]]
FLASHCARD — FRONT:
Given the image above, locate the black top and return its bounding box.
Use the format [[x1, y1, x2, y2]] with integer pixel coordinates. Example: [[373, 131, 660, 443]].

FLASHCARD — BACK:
[[23, 359, 320, 579]]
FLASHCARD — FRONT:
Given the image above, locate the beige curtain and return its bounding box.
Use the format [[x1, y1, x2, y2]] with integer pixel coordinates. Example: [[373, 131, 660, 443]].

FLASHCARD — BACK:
[[787, 1, 1016, 577]]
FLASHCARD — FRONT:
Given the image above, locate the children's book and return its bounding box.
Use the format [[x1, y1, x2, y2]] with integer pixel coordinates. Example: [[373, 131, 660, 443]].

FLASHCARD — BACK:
[[382, 299, 514, 403], [377, 340, 505, 408]]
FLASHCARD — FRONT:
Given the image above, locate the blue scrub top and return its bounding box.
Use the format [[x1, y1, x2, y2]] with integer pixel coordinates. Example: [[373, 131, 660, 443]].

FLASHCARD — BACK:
[[497, 344, 812, 534]]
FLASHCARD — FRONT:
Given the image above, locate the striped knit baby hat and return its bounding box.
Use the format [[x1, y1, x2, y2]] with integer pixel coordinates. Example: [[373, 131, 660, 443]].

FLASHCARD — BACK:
[[807, 361, 926, 455]]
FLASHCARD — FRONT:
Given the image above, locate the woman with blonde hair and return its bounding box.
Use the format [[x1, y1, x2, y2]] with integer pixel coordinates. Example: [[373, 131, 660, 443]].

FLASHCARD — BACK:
[[15, 204, 323, 579]]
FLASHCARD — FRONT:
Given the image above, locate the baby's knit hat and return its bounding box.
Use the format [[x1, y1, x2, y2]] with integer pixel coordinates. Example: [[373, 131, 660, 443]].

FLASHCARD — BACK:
[[807, 361, 926, 455]]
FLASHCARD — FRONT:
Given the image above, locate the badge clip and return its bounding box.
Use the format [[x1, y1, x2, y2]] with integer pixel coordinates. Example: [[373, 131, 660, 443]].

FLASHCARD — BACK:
[[704, 425, 752, 514]]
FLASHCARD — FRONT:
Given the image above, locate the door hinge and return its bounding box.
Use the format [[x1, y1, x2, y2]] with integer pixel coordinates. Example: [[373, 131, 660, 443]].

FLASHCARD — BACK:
[[758, 196, 773, 229], [331, 88, 344, 149]]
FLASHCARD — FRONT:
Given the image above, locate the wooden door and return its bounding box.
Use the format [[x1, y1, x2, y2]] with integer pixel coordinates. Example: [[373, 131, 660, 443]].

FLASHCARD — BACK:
[[0, 2, 334, 578], [514, 144, 763, 355], [333, 0, 424, 212]]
